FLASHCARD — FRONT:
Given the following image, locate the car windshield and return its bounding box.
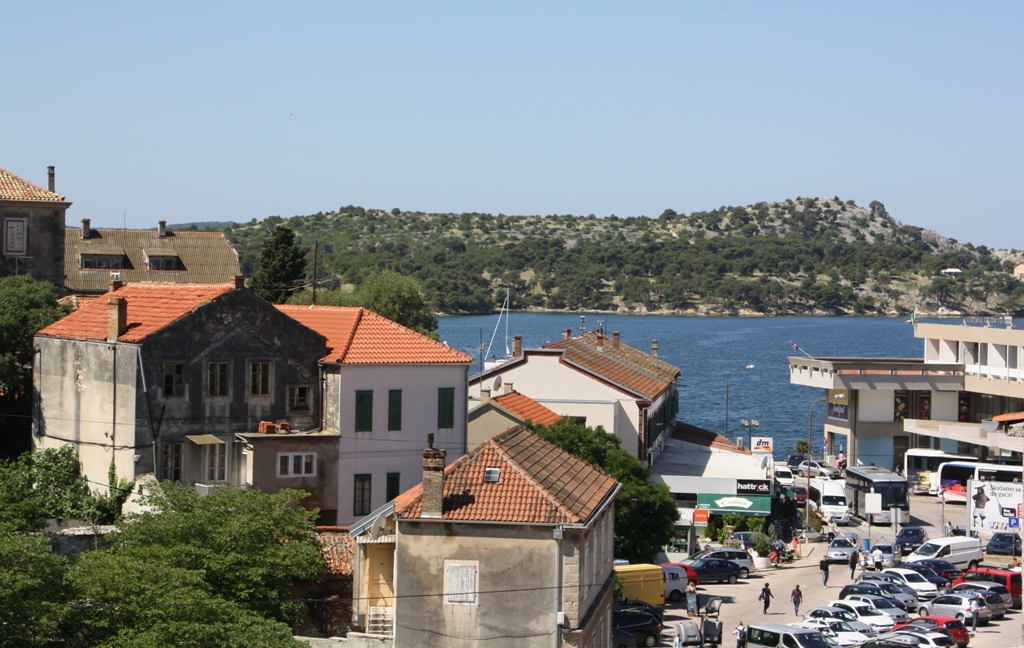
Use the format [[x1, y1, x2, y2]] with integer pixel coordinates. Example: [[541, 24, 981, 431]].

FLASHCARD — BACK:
[[796, 633, 832, 648], [898, 529, 922, 539], [910, 565, 939, 577], [690, 559, 708, 569], [835, 611, 855, 621], [875, 545, 894, 555], [902, 572, 926, 583], [915, 543, 940, 557], [829, 621, 854, 632], [823, 495, 847, 506], [832, 538, 854, 548], [877, 583, 900, 594], [993, 533, 1013, 541], [860, 607, 883, 617]]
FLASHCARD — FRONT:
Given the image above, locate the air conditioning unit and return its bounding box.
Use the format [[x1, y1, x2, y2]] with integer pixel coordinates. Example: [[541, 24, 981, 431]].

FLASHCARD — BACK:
[[194, 483, 219, 497]]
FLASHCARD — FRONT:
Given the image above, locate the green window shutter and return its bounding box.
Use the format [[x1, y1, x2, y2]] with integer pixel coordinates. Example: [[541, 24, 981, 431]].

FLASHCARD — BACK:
[[386, 472, 401, 502], [437, 387, 455, 429], [355, 390, 373, 432], [388, 390, 402, 431]]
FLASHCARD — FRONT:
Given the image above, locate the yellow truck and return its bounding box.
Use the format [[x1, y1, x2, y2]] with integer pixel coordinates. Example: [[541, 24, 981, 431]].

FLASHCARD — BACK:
[[613, 563, 665, 606]]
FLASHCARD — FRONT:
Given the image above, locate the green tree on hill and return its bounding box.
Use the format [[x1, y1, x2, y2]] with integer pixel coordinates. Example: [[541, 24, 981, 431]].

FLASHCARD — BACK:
[[250, 226, 306, 303], [359, 270, 438, 338]]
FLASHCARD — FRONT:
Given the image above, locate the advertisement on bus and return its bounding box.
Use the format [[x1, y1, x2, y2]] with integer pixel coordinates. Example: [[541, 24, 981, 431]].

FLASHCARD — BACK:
[[966, 479, 1023, 533]]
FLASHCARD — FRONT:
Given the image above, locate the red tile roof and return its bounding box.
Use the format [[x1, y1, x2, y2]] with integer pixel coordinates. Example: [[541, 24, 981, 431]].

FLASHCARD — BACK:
[[393, 426, 618, 524], [0, 167, 65, 201], [277, 305, 471, 365], [317, 528, 355, 577], [542, 337, 671, 400], [37, 282, 235, 343], [491, 391, 562, 426]]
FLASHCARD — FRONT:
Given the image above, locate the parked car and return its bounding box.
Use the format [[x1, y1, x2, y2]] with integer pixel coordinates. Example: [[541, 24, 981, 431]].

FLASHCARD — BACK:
[[892, 617, 969, 648], [948, 585, 1006, 619], [796, 619, 872, 647], [798, 460, 841, 479], [804, 607, 877, 637], [895, 527, 929, 555], [614, 599, 664, 623], [841, 593, 909, 622], [788, 454, 808, 470], [685, 548, 754, 579], [827, 534, 862, 563], [916, 593, 991, 623], [868, 637, 921, 648], [858, 572, 919, 599], [954, 565, 1021, 608], [912, 559, 962, 582], [883, 631, 956, 648], [687, 557, 741, 584], [840, 582, 917, 609], [612, 610, 662, 647], [985, 532, 1021, 556], [791, 486, 809, 503], [613, 627, 638, 648], [898, 562, 950, 589], [827, 600, 896, 632], [883, 568, 940, 599], [871, 543, 901, 569], [775, 466, 796, 487]]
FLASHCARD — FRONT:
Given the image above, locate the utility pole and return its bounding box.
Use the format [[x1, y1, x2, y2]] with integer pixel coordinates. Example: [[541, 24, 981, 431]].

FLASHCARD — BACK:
[[312, 240, 318, 304]]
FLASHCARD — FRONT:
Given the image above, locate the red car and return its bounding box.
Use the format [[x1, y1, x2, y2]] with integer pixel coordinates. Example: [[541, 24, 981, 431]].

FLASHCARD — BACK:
[[791, 486, 808, 503], [893, 616, 969, 647], [661, 562, 700, 585]]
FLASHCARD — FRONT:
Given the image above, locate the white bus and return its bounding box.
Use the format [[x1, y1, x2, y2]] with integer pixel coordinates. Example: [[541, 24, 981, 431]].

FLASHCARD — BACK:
[[936, 461, 1024, 503], [844, 465, 910, 525], [903, 449, 973, 495]]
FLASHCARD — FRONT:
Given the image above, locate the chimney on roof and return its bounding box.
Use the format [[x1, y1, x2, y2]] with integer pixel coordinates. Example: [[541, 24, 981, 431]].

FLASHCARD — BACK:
[[651, 339, 659, 368], [107, 296, 127, 342], [108, 279, 124, 292], [157, 220, 167, 238], [613, 331, 620, 349], [513, 335, 522, 358], [81, 218, 91, 240], [233, 275, 245, 290], [596, 330, 604, 352], [563, 328, 571, 340], [481, 387, 491, 403], [47, 166, 55, 192], [421, 434, 446, 519], [504, 381, 513, 394]]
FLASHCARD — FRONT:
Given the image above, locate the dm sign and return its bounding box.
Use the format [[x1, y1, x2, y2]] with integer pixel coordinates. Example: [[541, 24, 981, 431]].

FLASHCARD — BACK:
[[751, 437, 773, 453]]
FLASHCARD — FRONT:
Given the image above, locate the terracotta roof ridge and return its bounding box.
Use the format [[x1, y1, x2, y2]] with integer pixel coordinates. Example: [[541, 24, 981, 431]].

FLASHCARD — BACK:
[[0, 166, 65, 201], [492, 434, 581, 524], [334, 308, 363, 363], [360, 308, 470, 359]]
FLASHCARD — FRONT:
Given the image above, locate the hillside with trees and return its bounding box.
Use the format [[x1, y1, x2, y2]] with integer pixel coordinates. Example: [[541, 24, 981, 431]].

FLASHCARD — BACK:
[[176, 197, 1024, 316]]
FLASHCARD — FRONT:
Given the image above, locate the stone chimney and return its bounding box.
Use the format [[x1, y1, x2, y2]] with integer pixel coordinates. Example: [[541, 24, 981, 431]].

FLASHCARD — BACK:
[[81, 218, 91, 240], [651, 339, 659, 368], [613, 331, 620, 349], [421, 434, 447, 519], [503, 381, 513, 394], [563, 328, 572, 340], [107, 296, 127, 342], [481, 387, 491, 403], [512, 335, 522, 358], [157, 220, 167, 238], [47, 166, 55, 192], [108, 279, 124, 292], [596, 331, 604, 352], [233, 275, 246, 290]]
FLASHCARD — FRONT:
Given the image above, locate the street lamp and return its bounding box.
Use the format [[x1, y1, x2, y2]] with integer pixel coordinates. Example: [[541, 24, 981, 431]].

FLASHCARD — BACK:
[[741, 419, 760, 450], [724, 364, 755, 443], [806, 396, 827, 538]]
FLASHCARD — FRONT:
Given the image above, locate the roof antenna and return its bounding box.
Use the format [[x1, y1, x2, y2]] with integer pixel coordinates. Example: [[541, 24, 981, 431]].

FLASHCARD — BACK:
[[579, 315, 586, 334]]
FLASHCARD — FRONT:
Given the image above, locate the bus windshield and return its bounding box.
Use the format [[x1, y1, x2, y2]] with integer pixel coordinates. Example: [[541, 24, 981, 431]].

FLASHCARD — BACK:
[[875, 482, 908, 509]]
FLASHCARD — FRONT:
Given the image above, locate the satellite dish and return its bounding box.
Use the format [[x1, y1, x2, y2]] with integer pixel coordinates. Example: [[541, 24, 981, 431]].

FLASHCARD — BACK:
[[493, 375, 502, 391], [760, 456, 769, 470], [370, 515, 385, 539]]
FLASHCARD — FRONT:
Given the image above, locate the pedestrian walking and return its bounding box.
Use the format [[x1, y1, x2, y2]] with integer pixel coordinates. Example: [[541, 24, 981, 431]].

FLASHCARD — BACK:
[[859, 550, 867, 573], [872, 546, 883, 572], [819, 556, 830, 588], [759, 583, 773, 615], [970, 594, 982, 632], [686, 580, 698, 617], [792, 536, 799, 558], [733, 621, 746, 648], [791, 584, 803, 616], [848, 549, 858, 580]]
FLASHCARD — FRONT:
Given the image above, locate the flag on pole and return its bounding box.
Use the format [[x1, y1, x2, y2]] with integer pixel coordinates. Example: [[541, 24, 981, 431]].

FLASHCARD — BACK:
[[790, 341, 798, 351]]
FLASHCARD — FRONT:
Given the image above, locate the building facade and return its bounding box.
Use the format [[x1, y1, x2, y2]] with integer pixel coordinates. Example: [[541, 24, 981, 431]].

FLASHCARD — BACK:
[[0, 165, 69, 291]]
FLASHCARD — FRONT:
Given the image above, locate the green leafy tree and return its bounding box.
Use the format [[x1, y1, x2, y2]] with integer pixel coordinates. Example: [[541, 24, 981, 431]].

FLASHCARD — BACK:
[[0, 446, 93, 532], [529, 419, 677, 563], [249, 226, 306, 303], [0, 276, 67, 458], [0, 533, 69, 646], [359, 270, 438, 338]]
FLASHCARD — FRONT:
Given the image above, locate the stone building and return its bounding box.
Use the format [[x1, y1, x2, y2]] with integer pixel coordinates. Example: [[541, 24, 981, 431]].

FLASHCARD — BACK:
[[0, 165, 70, 291]]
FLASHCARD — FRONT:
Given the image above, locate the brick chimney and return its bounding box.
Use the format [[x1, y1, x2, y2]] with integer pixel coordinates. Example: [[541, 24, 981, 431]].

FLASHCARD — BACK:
[[613, 331, 620, 349], [563, 328, 572, 340], [512, 335, 522, 358], [108, 279, 124, 292], [157, 220, 167, 238], [81, 218, 91, 240], [481, 387, 491, 403], [596, 331, 604, 352], [421, 434, 446, 519], [107, 296, 127, 342], [232, 275, 245, 290], [47, 166, 55, 192]]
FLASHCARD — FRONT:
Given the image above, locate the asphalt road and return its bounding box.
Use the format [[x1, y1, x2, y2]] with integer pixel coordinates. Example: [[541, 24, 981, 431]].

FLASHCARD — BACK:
[[657, 494, 1022, 648]]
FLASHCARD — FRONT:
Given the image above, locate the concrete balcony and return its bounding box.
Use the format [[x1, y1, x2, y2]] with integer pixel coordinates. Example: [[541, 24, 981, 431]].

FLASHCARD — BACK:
[[789, 356, 964, 392]]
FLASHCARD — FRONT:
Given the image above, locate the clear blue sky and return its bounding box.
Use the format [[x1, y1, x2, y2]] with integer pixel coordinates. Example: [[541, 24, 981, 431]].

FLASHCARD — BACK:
[[3, 2, 1021, 249]]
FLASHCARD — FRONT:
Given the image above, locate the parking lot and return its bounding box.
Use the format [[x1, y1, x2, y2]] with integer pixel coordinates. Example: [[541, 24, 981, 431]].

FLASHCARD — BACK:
[[657, 494, 1021, 648]]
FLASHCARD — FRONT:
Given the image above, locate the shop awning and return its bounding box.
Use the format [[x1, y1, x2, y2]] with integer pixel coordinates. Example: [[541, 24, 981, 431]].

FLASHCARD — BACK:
[[696, 493, 771, 516], [186, 434, 225, 445]]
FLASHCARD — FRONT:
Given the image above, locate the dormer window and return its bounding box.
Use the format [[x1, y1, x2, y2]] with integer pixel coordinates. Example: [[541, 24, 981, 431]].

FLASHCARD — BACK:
[[80, 254, 125, 270], [144, 249, 181, 272]]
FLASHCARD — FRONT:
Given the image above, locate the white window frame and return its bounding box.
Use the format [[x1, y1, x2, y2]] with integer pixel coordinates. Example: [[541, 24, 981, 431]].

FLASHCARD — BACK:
[[277, 452, 316, 477], [205, 443, 227, 482], [444, 560, 479, 606]]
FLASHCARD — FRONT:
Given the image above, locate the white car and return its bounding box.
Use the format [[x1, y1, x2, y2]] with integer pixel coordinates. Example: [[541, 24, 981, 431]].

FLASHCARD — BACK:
[[795, 619, 871, 647], [883, 568, 939, 600], [775, 466, 796, 487], [884, 631, 957, 648], [803, 607, 876, 637], [827, 600, 895, 632]]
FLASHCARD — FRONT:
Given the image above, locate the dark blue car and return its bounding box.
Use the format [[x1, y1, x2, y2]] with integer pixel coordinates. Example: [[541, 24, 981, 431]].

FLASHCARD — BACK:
[[986, 532, 1022, 556], [688, 557, 741, 584]]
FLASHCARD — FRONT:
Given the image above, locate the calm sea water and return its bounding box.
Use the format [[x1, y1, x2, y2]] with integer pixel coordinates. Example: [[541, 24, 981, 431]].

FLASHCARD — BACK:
[[439, 314, 922, 459]]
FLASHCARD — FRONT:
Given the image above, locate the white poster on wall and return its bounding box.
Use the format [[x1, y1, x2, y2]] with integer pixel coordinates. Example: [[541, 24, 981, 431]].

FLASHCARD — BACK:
[[967, 479, 1023, 533]]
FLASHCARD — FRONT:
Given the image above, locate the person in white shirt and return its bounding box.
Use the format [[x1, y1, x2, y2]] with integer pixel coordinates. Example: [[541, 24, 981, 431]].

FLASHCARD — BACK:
[[872, 546, 884, 571]]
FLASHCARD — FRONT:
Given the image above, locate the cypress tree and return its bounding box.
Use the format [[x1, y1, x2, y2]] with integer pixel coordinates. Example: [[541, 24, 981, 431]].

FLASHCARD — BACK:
[[249, 226, 306, 303]]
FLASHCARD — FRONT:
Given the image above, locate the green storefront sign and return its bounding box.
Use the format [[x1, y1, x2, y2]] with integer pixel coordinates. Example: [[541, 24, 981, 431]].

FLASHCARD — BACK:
[[696, 493, 771, 516]]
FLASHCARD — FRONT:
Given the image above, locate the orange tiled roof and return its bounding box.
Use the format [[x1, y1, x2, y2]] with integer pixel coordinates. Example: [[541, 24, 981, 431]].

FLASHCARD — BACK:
[[277, 304, 471, 365], [542, 336, 671, 400], [37, 282, 235, 343], [317, 529, 355, 577], [393, 426, 618, 524], [573, 331, 681, 385], [0, 167, 65, 201], [491, 391, 562, 426]]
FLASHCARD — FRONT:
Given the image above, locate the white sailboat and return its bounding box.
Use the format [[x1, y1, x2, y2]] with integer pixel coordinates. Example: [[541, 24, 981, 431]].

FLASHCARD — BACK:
[[483, 286, 511, 371]]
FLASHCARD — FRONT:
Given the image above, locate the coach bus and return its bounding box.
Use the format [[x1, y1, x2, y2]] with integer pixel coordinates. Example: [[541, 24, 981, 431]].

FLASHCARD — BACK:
[[845, 465, 910, 525], [936, 461, 1024, 503], [903, 449, 973, 495]]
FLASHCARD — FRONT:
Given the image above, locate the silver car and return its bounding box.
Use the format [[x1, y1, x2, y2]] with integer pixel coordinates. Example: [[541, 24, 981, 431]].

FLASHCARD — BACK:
[[949, 581, 1013, 609], [803, 607, 876, 637], [870, 542, 901, 569], [826, 534, 861, 563], [842, 594, 908, 622], [949, 587, 1006, 619], [881, 631, 957, 648], [798, 460, 841, 479], [917, 593, 991, 623], [858, 572, 918, 599]]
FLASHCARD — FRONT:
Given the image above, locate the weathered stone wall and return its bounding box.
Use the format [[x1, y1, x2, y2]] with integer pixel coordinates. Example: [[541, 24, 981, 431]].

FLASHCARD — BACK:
[[0, 201, 68, 293]]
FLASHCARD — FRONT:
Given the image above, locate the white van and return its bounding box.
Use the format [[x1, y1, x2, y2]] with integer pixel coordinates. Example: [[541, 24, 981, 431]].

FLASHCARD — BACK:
[[746, 623, 829, 648], [906, 537, 983, 570], [809, 478, 850, 525], [774, 466, 796, 487]]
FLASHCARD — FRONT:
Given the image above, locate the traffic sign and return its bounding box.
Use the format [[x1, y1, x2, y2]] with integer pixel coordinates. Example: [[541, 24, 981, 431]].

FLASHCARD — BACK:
[[1010, 517, 1020, 529]]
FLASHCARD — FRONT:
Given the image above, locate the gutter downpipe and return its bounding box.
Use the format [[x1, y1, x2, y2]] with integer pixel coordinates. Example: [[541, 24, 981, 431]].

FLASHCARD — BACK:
[[136, 346, 160, 480]]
